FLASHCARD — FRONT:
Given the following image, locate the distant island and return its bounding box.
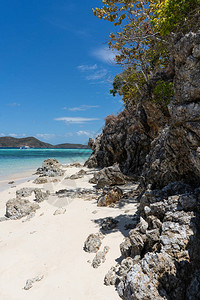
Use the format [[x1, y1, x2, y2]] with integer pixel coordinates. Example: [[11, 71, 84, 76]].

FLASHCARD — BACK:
[[0, 136, 89, 149]]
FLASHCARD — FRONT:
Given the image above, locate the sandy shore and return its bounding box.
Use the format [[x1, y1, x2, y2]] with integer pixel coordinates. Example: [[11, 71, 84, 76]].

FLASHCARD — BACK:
[[0, 163, 138, 300]]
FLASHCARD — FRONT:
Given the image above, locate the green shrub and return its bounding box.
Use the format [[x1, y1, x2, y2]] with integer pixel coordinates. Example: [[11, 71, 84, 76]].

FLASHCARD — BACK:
[[153, 80, 174, 106]]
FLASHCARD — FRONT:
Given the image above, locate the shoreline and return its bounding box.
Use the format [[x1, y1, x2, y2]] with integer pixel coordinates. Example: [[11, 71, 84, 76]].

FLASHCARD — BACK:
[[0, 169, 37, 192], [0, 159, 138, 299]]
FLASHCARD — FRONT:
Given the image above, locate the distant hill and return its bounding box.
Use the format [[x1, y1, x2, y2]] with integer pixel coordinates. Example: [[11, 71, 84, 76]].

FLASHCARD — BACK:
[[0, 137, 89, 149]]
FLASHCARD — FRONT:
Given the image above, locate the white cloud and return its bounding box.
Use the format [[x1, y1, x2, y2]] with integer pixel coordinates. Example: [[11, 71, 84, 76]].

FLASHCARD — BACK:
[[92, 47, 117, 64], [86, 69, 108, 81], [77, 64, 97, 71], [7, 133, 26, 138], [8, 102, 21, 107], [77, 62, 108, 82], [54, 117, 100, 124], [36, 134, 56, 140], [0, 133, 5, 137], [76, 130, 93, 136], [64, 105, 99, 111]]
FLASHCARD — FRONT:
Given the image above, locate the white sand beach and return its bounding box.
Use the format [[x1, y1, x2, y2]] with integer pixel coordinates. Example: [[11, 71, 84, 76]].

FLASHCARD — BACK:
[[0, 164, 138, 300]]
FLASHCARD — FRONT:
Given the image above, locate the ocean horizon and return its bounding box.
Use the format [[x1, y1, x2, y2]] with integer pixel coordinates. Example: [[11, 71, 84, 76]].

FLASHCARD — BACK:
[[0, 148, 92, 180]]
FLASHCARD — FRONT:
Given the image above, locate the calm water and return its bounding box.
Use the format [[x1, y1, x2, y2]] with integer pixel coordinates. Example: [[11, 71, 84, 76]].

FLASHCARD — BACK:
[[0, 148, 92, 179]]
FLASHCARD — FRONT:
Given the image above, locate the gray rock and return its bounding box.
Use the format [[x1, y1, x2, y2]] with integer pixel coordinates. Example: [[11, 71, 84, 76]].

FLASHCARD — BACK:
[[33, 177, 48, 184], [117, 253, 178, 300], [8, 181, 15, 184], [101, 217, 119, 231], [6, 198, 40, 220], [34, 189, 50, 202], [97, 186, 123, 207], [92, 246, 110, 268], [143, 33, 200, 188], [120, 238, 132, 258], [68, 162, 82, 167], [24, 275, 44, 290], [22, 212, 35, 223], [53, 207, 66, 215], [36, 159, 64, 177], [84, 233, 104, 253], [89, 163, 128, 188], [68, 169, 87, 180], [16, 188, 33, 198], [137, 217, 148, 234], [129, 228, 146, 258]]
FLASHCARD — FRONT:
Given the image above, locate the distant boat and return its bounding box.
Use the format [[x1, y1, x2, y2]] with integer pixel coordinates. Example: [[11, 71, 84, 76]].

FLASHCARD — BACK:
[[20, 146, 31, 149]]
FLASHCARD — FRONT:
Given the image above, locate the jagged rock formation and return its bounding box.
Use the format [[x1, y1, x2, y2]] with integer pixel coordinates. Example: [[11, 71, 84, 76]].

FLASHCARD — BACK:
[[105, 182, 200, 299], [86, 32, 200, 299], [143, 32, 200, 188], [86, 32, 200, 187], [85, 102, 168, 175]]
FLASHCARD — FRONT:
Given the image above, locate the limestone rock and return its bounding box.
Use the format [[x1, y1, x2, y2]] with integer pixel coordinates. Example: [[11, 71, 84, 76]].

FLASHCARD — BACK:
[[34, 189, 50, 202], [6, 198, 40, 220], [16, 188, 33, 198], [67, 169, 86, 180], [104, 258, 137, 286], [120, 238, 132, 258], [97, 186, 123, 207], [33, 177, 48, 184], [53, 207, 66, 215], [92, 246, 110, 268], [89, 163, 127, 188], [84, 233, 104, 253], [85, 102, 167, 175], [69, 162, 82, 167], [117, 253, 179, 300], [24, 275, 44, 290], [36, 158, 64, 177], [143, 32, 200, 188], [101, 217, 119, 231]]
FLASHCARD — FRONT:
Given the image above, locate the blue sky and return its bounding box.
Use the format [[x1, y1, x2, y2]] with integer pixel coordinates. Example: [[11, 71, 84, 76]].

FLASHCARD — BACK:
[[0, 0, 123, 145]]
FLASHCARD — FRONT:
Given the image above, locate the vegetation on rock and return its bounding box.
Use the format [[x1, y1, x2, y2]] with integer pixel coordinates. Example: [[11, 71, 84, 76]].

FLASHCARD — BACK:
[[93, 0, 200, 109]]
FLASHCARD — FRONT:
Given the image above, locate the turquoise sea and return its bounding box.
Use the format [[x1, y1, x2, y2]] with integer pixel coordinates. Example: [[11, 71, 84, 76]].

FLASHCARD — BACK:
[[0, 148, 92, 179]]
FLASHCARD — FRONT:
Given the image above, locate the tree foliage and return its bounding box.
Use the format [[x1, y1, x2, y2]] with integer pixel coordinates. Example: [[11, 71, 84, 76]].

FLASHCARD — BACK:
[[110, 67, 146, 104], [152, 0, 200, 36], [93, 0, 200, 107]]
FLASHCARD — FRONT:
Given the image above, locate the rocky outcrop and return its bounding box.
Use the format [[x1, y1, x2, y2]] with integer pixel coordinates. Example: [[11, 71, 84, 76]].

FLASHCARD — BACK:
[[144, 32, 200, 188], [105, 181, 200, 299], [85, 102, 168, 175], [87, 32, 200, 299]]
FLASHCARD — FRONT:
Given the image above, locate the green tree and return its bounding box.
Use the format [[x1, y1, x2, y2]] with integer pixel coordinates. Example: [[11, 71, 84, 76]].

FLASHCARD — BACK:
[[94, 0, 200, 107]]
